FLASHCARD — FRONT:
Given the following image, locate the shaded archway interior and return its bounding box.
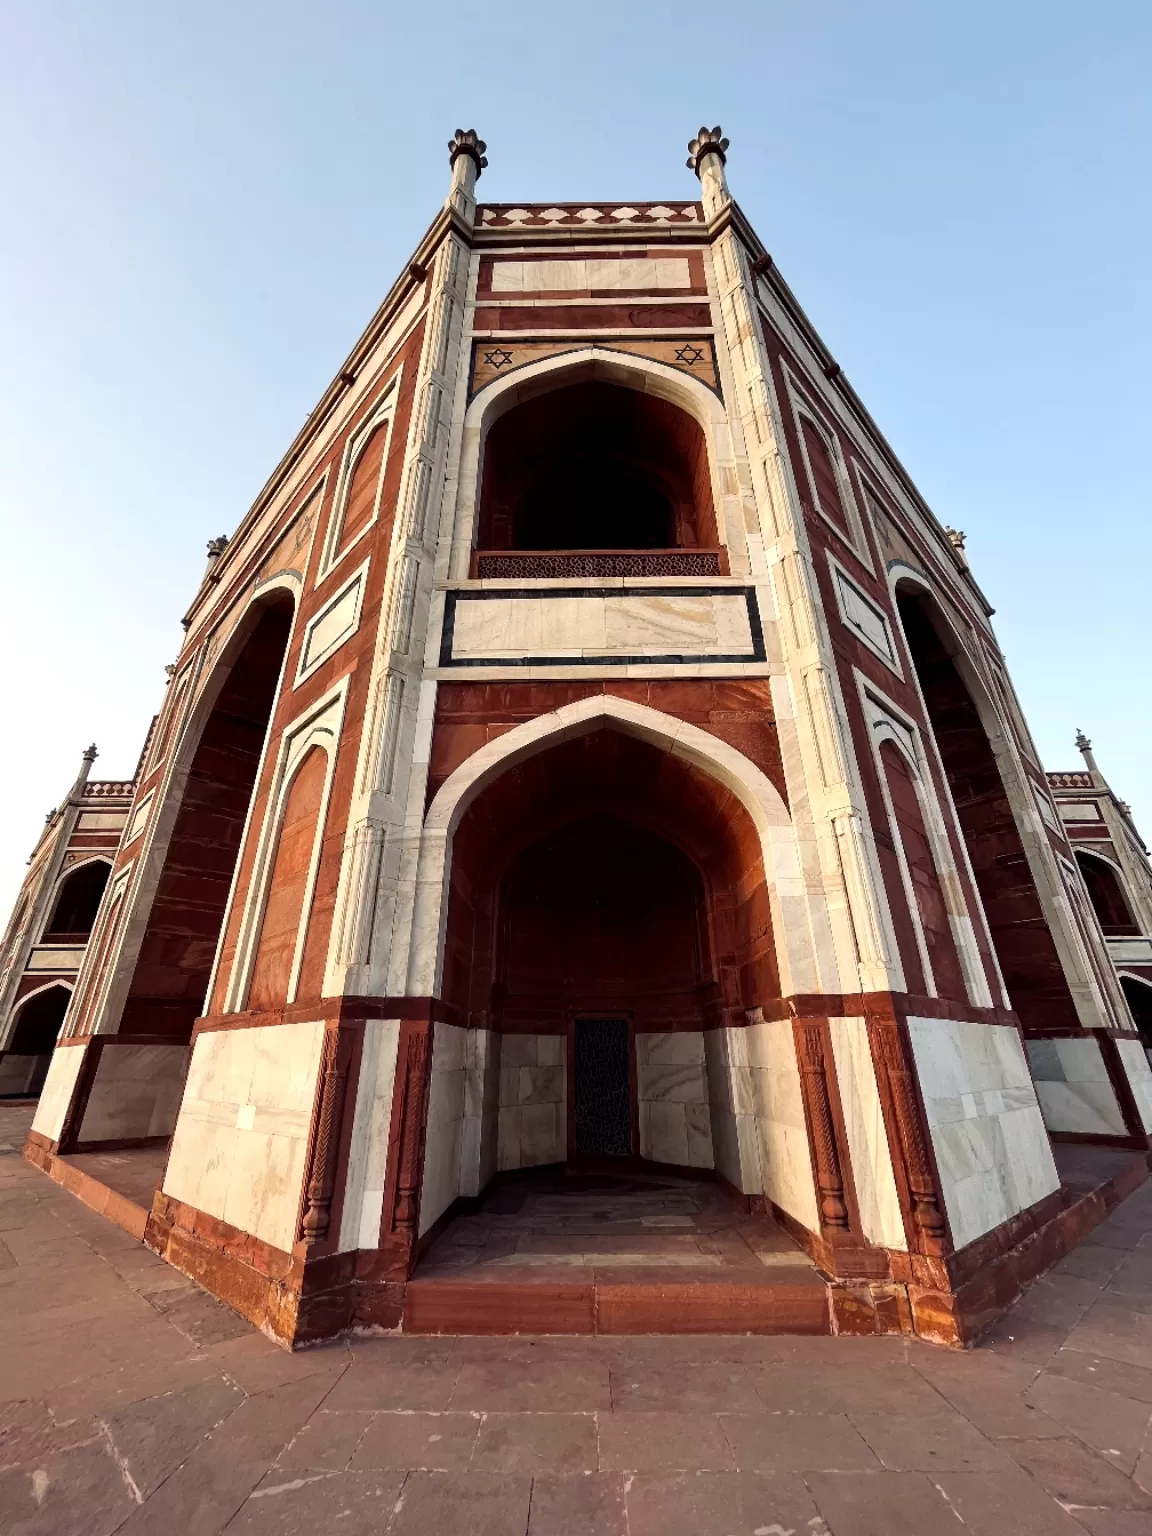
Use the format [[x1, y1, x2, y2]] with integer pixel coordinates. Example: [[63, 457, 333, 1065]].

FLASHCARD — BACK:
[[117, 598, 293, 1041], [476, 382, 718, 552], [44, 861, 111, 941], [897, 590, 1081, 1030], [1075, 851, 1139, 937], [442, 727, 779, 1044], [3, 985, 71, 1097], [1121, 976, 1152, 1057]]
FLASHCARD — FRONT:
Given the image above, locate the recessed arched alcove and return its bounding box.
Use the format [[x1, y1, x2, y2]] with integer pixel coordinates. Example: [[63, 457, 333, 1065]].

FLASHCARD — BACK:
[[1, 985, 71, 1097], [439, 724, 778, 1173], [476, 381, 718, 553], [894, 584, 1081, 1030]]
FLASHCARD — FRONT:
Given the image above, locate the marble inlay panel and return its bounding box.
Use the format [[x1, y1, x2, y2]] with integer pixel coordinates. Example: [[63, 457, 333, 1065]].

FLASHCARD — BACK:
[[908, 1017, 1060, 1252], [1025, 1035, 1127, 1137], [1116, 1038, 1152, 1133], [79, 1044, 189, 1142], [163, 1019, 326, 1254], [497, 1035, 566, 1171], [828, 1017, 905, 1250]]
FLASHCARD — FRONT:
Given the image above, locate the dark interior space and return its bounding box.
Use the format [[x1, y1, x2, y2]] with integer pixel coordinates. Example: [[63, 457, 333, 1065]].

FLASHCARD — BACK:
[[477, 382, 717, 551], [43, 860, 111, 940], [3, 985, 71, 1095], [1075, 850, 1140, 936], [1121, 976, 1152, 1057]]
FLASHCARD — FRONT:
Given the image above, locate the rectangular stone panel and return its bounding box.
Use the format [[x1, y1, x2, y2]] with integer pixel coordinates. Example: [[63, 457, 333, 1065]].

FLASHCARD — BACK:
[[442, 587, 762, 668]]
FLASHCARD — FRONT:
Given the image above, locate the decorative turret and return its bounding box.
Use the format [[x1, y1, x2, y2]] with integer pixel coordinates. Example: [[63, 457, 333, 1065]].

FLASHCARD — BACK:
[[687, 125, 731, 219], [1076, 729, 1104, 785], [204, 535, 229, 582], [447, 128, 487, 228]]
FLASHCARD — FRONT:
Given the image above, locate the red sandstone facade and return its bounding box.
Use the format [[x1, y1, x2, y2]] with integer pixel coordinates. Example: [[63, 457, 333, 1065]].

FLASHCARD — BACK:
[[16, 128, 1152, 1346]]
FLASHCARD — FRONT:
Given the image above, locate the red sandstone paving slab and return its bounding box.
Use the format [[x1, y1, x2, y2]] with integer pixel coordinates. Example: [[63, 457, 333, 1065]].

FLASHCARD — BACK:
[[1023, 1371, 1152, 1472], [1041, 1347, 1152, 1405], [528, 1471, 627, 1535], [800, 1470, 956, 1535], [932, 1467, 1095, 1534], [43, 1353, 229, 1423], [718, 1412, 879, 1472], [1063, 1301, 1152, 1370], [1002, 1436, 1152, 1509], [1069, 1512, 1152, 1535], [609, 1362, 763, 1412], [0, 1433, 137, 1536], [597, 1411, 736, 1471], [225, 1469, 406, 1535], [323, 1355, 461, 1412], [752, 1359, 946, 1416], [349, 1411, 481, 1471], [624, 1469, 823, 1536], [103, 1375, 245, 1497], [271, 1408, 374, 1473], [847, 1411, 1014, 1472], [471, 1411, 598, 1473], [146, 1286, 255, 1348], [388, 1470, 533, 1536], [115, 1374, 342, 1535], [203, 1333, 350, 1397], [450, 1358, 612, 1412], [914, 1371, 1066, 1440]]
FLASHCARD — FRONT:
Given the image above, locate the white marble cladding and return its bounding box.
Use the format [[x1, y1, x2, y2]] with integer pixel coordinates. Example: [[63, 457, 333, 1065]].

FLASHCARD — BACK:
[[79, 1044, 189, 1142], [31, 1043, 87, 1142], [1116, 1039, 1152, 1133], [1024, 1037, 1127, 1137], [908, 1018, 1060, 1253], [27, 948, 86, 971], [490, 258, 691, 293], [448, 592, 756, 663], [704, 1020, 821, 1233], [418, 1023, 505, 1235], [828, 1017, 906, 1250], [340, 1018, 400, 1251], [163, 1020, 326, 1254], [497, 1033, 566, 1173], [636, 1031, 713, 1169]]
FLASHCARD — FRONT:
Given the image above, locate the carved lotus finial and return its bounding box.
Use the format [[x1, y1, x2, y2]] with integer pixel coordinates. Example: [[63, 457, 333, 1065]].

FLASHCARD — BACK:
[[944, 526, 966, 551], [206, 535, 229, 557], [687, 126, 729, 174], [448, 128, 488, 176], [1075, 729, 1092, 751]]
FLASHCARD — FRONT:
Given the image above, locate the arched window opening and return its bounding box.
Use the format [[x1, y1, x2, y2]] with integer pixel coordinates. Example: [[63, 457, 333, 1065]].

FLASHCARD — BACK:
[[44, 861, 111, 940], [895, 588, 1080, 1031], [477, 382, 717, 553], [798, 414, 851, 539], [1075, 851, 1139, 937], [2, 985, 71, 1097], [117, 596, 294, 1042]]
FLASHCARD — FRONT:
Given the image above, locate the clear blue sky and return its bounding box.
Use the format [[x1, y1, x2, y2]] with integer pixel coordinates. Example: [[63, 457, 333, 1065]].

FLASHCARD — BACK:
[[1, 0, 1149, 913]]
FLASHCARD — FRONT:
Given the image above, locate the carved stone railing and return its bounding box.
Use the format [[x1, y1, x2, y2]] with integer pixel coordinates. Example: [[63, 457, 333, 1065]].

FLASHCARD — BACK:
[[83, 781, 135, 797], [474, 548, 723, 580], [1046, 772, 1094, 789]]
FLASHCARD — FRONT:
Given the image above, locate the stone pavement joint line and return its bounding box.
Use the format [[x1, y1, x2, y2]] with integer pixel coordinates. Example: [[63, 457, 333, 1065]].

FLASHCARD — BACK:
[[1, 1101, 1152, 1534]]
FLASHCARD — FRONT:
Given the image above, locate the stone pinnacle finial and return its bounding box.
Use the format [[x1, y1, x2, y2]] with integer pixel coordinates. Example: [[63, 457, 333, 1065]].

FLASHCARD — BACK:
[[83, 743, 98, 762], [446, 129, 487, 228], [448, 129, 487, 176], [70, 743, 97, 801], [1076, 729, 1101, 779], [687, 126, 731, 219]]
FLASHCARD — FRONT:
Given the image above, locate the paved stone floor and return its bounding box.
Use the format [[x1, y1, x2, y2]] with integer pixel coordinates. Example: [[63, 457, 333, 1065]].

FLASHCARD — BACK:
[[3, 1102, 1152, 1534]]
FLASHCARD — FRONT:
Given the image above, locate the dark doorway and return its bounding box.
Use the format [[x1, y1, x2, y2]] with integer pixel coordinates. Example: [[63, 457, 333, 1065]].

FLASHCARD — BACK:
[[1121, 976, 1152, 1060], [573, 1018, 632, 1157]]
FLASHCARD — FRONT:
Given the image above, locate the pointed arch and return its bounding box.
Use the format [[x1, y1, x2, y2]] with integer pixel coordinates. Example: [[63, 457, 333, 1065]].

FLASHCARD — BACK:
[[407, 693, 811, 998]]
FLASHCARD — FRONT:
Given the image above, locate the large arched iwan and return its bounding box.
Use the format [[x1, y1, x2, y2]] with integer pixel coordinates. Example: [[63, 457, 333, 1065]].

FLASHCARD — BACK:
[[117, 598, 293, 1040], [440, 727, 780, 1051], [896, 590, 1079, 1030], [246, 745, 329, 1011]]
